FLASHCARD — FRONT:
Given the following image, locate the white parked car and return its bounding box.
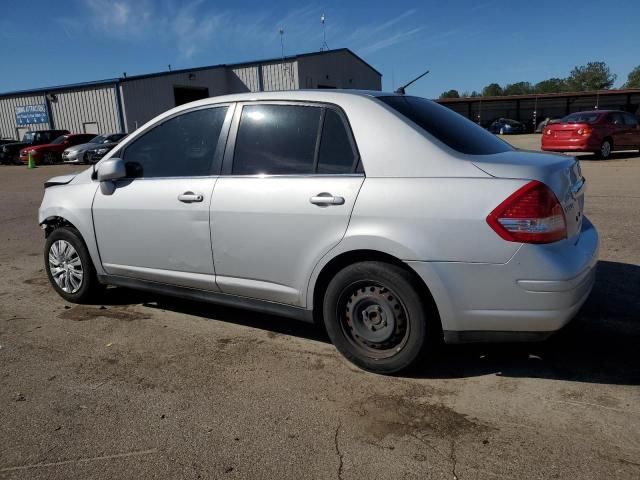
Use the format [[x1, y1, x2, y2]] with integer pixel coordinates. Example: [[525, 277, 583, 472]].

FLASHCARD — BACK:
[[38, 91, 598, 373]]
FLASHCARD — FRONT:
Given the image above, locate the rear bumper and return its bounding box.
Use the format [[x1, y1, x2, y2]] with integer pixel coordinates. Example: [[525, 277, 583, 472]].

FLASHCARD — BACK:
[[407, 217, 599, 343], [541, 136, 600, 152]]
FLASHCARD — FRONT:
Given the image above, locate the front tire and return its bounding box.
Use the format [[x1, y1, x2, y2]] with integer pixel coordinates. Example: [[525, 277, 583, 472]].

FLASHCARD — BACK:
[[322, 261, 435, 374], [43, 151, 58, 165], [44, 227, 101, 303], [595, 139, 612, 160]]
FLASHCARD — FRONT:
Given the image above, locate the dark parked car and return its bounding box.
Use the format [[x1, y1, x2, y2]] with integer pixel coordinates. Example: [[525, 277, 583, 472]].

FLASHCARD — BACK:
[[84, 139, 125, 164], [19, 133, 96, 165], [488, 118, 527, 135], [0, 129, 70, 164], [541, 110, 640, 159]]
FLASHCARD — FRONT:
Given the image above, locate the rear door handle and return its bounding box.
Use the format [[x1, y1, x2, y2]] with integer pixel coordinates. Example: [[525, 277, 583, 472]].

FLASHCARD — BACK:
[[178, 191, 204, 203], [310, 194, 345, 206]]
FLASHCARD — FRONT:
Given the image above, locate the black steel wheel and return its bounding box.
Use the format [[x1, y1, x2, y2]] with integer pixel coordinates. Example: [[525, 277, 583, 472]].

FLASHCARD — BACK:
[[323, 261, 437, 374]]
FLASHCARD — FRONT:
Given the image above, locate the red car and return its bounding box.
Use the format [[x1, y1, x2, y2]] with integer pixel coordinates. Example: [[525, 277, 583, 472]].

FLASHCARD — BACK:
[[541, 110, 640, 159], [20, 133, 96, 165]]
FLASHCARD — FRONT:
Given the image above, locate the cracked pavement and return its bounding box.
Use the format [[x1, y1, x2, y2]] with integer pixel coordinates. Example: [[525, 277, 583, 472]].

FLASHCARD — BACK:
[[1, 138, 639, 479]]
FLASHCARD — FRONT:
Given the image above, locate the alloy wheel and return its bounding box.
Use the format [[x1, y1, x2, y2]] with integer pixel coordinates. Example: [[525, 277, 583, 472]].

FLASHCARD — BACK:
[[48, 240, 83, 293]]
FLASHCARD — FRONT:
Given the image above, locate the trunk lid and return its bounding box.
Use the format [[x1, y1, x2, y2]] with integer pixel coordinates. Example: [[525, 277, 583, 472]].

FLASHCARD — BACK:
[[472, 150, 585, 239]]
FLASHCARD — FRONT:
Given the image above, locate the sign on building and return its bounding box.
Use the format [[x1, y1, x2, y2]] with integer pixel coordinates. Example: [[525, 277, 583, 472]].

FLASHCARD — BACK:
[[15, 104, 49, 126]]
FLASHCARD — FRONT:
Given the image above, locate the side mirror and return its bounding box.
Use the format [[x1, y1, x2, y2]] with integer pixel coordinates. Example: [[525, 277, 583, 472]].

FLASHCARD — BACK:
[[97, 158, 126, 182]]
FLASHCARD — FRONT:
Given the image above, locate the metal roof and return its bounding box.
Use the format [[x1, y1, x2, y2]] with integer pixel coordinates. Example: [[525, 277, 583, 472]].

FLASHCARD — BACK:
[[0, 48, 381, 98], [437, 88, 640, 103]]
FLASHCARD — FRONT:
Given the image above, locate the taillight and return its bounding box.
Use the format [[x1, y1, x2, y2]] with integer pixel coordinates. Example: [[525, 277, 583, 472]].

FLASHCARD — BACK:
[[545, 129, 552, 135], [577, 126, 591, 135], [487, 181, 567, 244]]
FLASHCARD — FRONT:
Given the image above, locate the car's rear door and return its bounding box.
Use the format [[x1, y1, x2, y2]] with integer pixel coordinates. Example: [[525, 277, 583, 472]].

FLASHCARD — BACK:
[[210, 102, 364, 307], [92, 105, 233, 290], [623, 113, 640, 147]]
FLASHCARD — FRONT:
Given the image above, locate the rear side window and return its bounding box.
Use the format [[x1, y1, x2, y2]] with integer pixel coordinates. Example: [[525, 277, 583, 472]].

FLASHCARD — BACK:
[[609, 112, 625, 125], [123, 107, 227, 178], [563, 112, 601, 123], [623, 113, 638, 126], [317, 109, 358, 174], [378, 96, 512, 155], [233, 105, 321, 175]]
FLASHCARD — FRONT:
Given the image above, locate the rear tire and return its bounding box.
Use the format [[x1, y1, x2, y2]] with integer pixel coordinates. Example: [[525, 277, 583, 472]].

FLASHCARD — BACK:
[[595, 139, 612, 160], [322, 261, 435, 374], [44, 227, 102, 303]]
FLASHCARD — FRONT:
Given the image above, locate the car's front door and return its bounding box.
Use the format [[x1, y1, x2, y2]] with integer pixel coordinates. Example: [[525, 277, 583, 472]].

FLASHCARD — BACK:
[[92, 105, 232, 290], [609, 112, 629, 148], [211, 103, 364, 307], [623, 113, 640, 147]]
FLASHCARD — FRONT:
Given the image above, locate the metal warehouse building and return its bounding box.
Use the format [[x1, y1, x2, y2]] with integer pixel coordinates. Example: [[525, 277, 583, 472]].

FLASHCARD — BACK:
[[438, 88, 640, 129], [0, 48, 381, 140]]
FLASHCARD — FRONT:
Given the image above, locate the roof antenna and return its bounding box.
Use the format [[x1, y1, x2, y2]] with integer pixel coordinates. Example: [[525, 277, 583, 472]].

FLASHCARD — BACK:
[[320, 13, 329, 51], [279, 27, 285, 60], [168, 64, 172, 72], [395, 69, 430, 95]]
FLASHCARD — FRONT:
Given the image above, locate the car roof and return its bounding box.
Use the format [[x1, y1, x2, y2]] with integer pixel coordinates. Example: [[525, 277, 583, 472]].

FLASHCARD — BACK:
[[567, 110, 623, 115], [179, 89, 397, 107]]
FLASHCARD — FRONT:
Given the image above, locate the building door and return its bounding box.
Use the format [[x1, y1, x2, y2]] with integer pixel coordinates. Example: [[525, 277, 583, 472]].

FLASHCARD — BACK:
[[83, 122, 99, 134], [174, 86, 209, 107]]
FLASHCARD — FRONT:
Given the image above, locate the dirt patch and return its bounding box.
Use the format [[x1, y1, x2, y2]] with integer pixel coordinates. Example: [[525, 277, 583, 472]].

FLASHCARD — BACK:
[[355, 392, 487, 442], [58, 305, 150, 322]]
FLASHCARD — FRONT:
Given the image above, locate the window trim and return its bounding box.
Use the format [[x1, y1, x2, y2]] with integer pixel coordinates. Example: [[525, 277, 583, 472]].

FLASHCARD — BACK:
[[116, 103, 235, 180], [221, 100, 363, 177]]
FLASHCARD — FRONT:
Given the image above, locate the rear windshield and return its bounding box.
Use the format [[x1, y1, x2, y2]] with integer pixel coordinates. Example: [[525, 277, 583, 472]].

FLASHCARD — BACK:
[[378, 96, 513, 155], [22, 132, 34, 143], [562, 112, 601, 124], [51, 135, 68, 145]]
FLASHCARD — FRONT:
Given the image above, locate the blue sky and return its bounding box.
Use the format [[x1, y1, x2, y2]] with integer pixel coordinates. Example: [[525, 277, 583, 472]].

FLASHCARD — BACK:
[[1, 0, 639, 98]]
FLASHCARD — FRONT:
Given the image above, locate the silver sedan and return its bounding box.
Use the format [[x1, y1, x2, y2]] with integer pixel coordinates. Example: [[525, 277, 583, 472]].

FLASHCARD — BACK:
[[38, 90, 598, 373], [62, 133, 126, 164]]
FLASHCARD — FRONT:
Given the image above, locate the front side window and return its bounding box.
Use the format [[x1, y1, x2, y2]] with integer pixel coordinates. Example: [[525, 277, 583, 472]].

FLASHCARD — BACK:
[[233, 105, 321, 175], [51, 135, 68, 145], [123, 107, 227, 178], [378, 96, 513, 155], [317, 109, 357, 174]]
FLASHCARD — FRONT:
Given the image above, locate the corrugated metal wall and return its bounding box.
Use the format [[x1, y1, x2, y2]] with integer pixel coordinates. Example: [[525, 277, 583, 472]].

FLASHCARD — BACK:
[[49, 86, 120, 134], [120, 68, 228, 132], [228, 66, 260, 92], [297, 51, 381, 90], [0, 94, 49, 140], [261, 61, 298, 91]]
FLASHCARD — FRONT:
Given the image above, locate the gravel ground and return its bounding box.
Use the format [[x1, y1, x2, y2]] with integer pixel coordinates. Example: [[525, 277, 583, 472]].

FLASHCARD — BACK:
[[0, 137, 639, 479]]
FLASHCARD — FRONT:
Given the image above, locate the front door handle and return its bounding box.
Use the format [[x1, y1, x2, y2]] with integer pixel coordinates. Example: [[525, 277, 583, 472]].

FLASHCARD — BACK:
[[178, 191, 204, 203], [310, 193, 345, 206]]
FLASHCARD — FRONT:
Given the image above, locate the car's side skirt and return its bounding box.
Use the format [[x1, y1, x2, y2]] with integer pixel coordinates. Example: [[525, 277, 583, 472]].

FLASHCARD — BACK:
[[98, 274, 314, 323]]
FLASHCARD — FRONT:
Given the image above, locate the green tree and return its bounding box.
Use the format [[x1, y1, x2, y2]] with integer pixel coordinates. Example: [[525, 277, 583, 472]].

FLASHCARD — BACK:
[[566, 61, 616, 91], [503, 81, 533, 95], [469, 90, 481, 97], [482, 83, 503, 96], [439, 89, 460, 99], [623, 65, 640, 88], [534, 78, 567, 94]]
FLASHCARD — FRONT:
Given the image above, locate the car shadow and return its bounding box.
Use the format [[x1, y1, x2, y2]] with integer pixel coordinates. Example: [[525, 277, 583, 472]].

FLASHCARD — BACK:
[[101, 260, 639, 385], [415, 260, 640, 385], [576, 151, 639, 161]]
